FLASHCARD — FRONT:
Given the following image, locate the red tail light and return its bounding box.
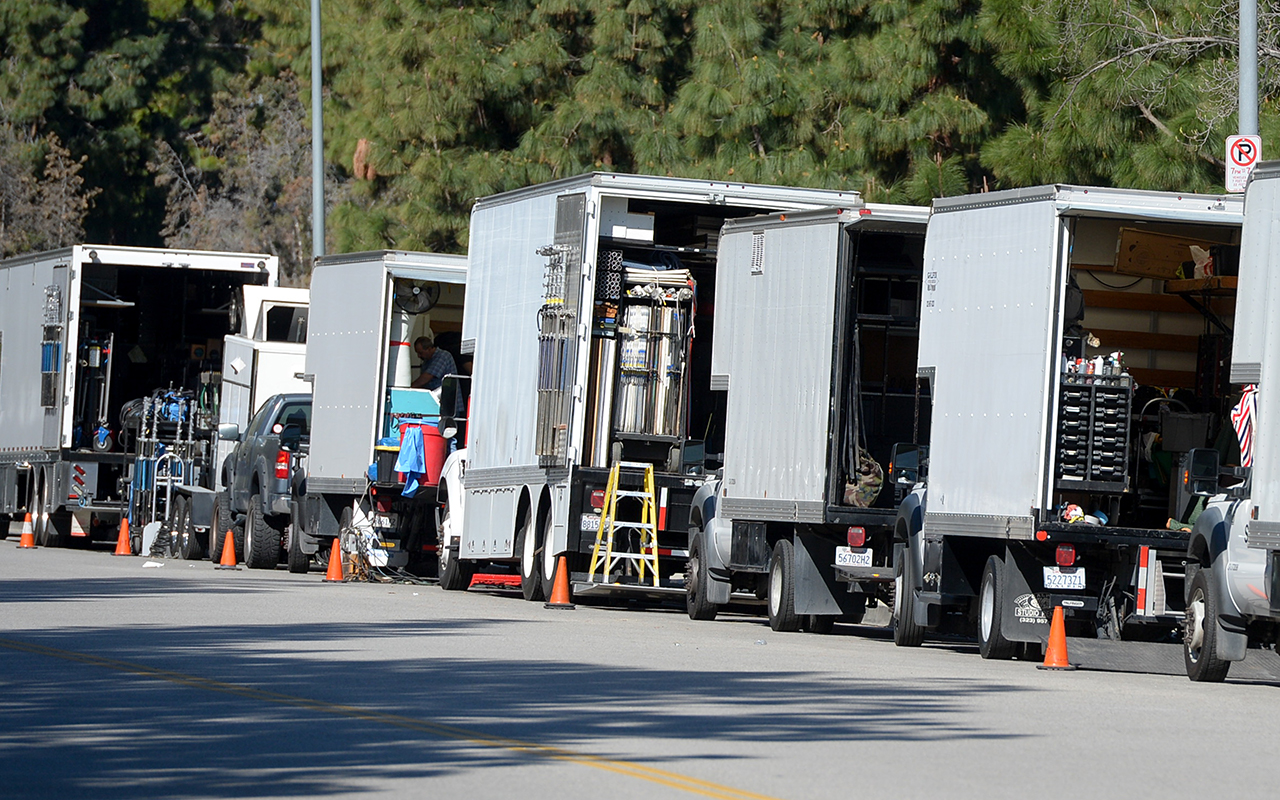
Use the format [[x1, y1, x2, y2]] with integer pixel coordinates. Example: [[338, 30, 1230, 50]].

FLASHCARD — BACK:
[[847, 526, 866, 548], [1056, 544, 1076, 567], [275, 450, 289, 479], [590, 490, 606, 510]]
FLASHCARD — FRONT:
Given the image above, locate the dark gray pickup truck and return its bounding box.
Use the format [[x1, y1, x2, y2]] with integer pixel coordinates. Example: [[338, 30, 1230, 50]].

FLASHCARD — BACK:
[[214, 393, 311, 571]]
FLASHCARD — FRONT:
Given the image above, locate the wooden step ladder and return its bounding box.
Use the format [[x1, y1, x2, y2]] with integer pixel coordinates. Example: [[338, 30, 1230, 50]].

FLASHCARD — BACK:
[[587, 461, 660, 587]]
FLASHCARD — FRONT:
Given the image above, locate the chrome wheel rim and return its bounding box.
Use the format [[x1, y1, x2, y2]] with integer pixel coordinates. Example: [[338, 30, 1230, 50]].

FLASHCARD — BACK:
[[980, 573, 995, 642], [769, 559, 783, 617]]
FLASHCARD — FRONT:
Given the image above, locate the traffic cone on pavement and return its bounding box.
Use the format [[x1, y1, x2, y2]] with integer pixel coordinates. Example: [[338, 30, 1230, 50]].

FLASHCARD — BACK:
[[215, 530, 240, 570], [16, 513, 36, 549], [112, 518, 132, 556], [543, 555, 576, 610], [1037, 606, 1076, 671], [323, 537, 344, 582]]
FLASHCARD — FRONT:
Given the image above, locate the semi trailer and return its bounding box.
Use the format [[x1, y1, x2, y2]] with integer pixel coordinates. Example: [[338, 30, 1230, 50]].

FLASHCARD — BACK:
[[442, 172, 869, 599], [0, 245, 278, 548], [895, 185, 1245, 657], [685, 205, 931, 632]]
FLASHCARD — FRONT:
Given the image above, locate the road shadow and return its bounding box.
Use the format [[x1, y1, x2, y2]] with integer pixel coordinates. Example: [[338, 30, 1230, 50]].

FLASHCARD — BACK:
[[0, 613, 1026, 799]]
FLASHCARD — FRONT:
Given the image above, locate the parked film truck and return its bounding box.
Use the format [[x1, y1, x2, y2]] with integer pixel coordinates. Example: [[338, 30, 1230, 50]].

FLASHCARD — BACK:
[[444, 173, 867, 599], [895, 185, 1245, 657], [1178, 162, 1280, 680], [296, 251, 466, 573], [0, 245, 278, 547], [685, 205, 931, 632]]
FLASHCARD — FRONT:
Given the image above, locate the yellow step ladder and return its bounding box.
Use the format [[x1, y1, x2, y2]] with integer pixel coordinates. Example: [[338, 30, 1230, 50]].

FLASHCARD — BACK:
[[588, 461, 660, 587]]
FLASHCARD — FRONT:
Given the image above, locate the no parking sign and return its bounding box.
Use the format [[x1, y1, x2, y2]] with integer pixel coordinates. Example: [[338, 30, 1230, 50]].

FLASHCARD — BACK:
[[1227, 135, 1262, 192]]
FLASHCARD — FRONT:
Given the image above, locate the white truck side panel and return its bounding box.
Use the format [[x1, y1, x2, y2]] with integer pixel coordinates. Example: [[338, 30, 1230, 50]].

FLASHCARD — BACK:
[[306, 260, 389, 483], [463, 194, 560, 472], [715, 215, 841, 505], [919, 198, 1063, 519], [1236, 165, 1280, 532], [0, 253, 73, 453]]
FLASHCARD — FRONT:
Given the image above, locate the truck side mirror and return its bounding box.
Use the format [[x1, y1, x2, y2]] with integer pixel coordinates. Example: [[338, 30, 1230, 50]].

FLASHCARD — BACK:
[[1184, 448, 1220, 496], [217, 423, 240, 441], [438, 374, 471, 439], [280, 424, 302, 450], [889, 443, 927, 486]]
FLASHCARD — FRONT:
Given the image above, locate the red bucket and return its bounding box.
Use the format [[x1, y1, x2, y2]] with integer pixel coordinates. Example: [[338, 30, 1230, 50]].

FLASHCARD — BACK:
[[399, 422, 449, 487]]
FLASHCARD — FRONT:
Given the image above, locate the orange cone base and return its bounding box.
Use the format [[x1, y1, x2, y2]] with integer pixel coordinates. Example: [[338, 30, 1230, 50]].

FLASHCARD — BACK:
[[16, 513, 36, 549], [1037, 605, 1076, 670], [323, 537, 344, 582], [112, 518, 133, 556], [216, 530, 240, 570], [543, 555, 576, 610]]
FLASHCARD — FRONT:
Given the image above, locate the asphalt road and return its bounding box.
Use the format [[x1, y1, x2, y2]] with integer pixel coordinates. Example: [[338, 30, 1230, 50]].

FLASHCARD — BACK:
[[3, 540, 1279, 800]]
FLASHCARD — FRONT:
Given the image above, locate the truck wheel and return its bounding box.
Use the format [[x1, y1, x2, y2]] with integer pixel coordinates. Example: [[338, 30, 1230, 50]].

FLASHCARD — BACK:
[[539, 506, 558, 599], [518, 510, 544, 601], [1184, 566, 1231, 682], [686, 535, 718, 621], [768, 538, 801, 632], [286, 505, 310, 574], [175, 495, 204, 560], [893, 544, 925, 647], [438, 506, 473, 591], [210, 490, 238, 563], [244, 493, 281, 570], [978, 555, 1016, 660]]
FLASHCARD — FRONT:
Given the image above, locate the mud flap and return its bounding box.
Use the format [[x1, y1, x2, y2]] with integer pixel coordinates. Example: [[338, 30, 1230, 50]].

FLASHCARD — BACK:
[[1001, 545, 1052, 644], [695, 525, 732, 605], [1213, 558, 1249, 661], [794, 529, 864, 617]]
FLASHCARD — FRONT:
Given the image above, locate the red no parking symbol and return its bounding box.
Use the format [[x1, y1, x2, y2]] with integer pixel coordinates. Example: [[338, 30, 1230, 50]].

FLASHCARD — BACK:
[[1231, 138, 1259, 168]]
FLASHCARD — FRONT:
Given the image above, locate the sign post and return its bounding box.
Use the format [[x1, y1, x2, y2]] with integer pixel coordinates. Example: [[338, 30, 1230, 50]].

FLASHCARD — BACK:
[[1227, 135, 1262, 192]]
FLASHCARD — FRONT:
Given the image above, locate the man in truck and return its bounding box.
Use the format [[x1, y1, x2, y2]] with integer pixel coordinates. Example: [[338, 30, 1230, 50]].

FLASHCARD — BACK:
[[411, 336, 456, 391]]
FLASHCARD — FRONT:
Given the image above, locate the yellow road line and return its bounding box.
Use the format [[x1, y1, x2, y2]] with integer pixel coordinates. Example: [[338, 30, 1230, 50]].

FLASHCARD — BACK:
[[0, 637, 785, 800]]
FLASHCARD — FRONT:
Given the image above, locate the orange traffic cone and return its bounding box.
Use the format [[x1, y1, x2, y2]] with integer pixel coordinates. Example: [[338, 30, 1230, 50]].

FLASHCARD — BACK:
[[215, 530, 240, 570], [112, 517, 133, 556], [543, 555, 576, 610], [16, 512, 36, 549], [1038, 606, 1076, 671], [323, 537, 344, 582]]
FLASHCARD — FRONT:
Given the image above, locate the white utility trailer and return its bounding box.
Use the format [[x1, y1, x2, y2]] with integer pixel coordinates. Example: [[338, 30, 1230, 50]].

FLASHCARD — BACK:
[[444, 173, 870, 600], [685, 205, 930, 631], [896, 185, 1245, 657], [296, 251, 466, 572], [0, 245, 277, 547]]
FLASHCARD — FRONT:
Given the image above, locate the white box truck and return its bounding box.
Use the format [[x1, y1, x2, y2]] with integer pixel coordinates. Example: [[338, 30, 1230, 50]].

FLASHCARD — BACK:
[[0, 245, 277, 547], [443, 173, 867, 600], [294, 251, 466, 574], [1177, 162, 1280, 680], [894, 185, 1245, 657], [685, 205, 931, 632]]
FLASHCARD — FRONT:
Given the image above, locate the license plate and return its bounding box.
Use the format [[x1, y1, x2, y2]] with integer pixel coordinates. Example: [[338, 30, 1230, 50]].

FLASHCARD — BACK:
[[1044, 566, 1085, 590], [580, 514, 601, 532], [374, 514, 395, 529], [835, 546, 873, 568]]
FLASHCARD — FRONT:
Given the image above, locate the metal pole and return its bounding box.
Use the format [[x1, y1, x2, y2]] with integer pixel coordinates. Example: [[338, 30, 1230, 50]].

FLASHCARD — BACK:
[[310, 0, 326, 258], [1241, 0, 1258, 136]]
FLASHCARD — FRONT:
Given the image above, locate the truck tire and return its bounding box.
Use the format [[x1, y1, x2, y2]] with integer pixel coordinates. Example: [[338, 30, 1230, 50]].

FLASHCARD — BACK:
[[768, 538, 801, 632], [438, 506, 473, 591], [244, 493, 281, 570], [686, 535, 719, 621], [175, 495, 204, 560], [893, 543, 925, 647], [286, 505, 310, 574], [539, 506, 557, 599], [1184, 567, 1231, 682], [978, 555, 1016, 660], [805, 615, 836, 634], [518, 510, 544, 602], [210, 490, 237, 563]]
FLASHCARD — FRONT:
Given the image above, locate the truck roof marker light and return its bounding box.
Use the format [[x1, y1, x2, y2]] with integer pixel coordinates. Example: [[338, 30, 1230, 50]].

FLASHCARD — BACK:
[[859, 208, 872, 216], [847, 526, 866, 548], [778, 214, 786, 221], [1035, 530, 1049, 541]]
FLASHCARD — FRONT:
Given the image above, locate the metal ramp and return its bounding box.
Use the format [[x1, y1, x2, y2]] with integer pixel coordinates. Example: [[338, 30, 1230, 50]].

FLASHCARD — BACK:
[[586, 461, 661, 590]]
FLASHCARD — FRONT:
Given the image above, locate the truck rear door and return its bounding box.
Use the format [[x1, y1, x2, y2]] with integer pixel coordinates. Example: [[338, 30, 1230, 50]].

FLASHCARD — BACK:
[[919, 190, 1067, 534], [306, 261, 389, 489]]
